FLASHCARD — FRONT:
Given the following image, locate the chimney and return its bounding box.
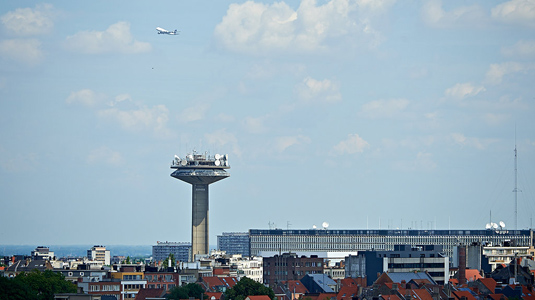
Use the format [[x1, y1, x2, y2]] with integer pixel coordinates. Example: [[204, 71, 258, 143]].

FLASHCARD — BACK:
[[458, 245, 466, 285]]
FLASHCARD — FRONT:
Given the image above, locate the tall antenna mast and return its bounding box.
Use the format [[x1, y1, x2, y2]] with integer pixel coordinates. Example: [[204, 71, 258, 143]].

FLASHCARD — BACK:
[[513, 127, 521, 230]]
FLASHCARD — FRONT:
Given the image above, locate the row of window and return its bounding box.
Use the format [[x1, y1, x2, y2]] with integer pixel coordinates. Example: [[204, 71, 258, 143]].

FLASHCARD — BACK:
[[90, 285, 120, 292]]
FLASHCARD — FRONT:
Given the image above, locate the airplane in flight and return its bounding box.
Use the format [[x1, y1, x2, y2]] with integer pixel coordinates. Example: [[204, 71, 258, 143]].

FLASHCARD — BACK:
[[156, 27, 179, 35]]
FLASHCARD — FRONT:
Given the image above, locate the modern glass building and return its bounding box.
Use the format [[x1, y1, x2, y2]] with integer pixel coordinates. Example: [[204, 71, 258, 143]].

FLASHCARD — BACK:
[[217, 232, 250, 257], [249, 229, 534, 259]]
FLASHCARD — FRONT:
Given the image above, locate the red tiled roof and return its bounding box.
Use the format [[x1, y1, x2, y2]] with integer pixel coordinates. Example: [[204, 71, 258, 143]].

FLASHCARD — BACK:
[[465, 269, 483, 282], [488, 294, 507, 300], [337, 283, 359, 300], [207, 292, 223, 300], [381, 295, 402, 300], [478, 278, 497, 292], [411, 289, 433, 300], [246, 296, 271, 300], [202, 276, 239, 289], [307, 292, 337, 300], [135, 288, 166, 300], [285, 280, 309, 294], [452, 290, 477, 300]]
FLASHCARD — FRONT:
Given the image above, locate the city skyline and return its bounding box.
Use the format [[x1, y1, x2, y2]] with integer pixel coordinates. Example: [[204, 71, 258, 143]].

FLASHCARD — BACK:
[[1, 0, 534, 246]]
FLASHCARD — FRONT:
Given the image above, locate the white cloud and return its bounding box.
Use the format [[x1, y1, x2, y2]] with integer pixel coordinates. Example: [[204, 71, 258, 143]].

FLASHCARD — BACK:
[[64, 22, 151, 54], [421, 0, 486, 28], [0, 148, 37, 173], [331, 133, 370, 155], [491, 0, 535, 27], [66, 89, 105, 107], [450, 133, 497, 150], [361, 98, 409, 119], [243, 116, 268, 134], [204, 129, 242, 158], [214, 0, 390, 55], [444, 82, 486, 99], [87, 146, 123, 166], [485, 62, 534, 84], [296, 77, 341, 103], [98, 104, 172, 138], [394, 151, 437, 172], [178, 103, 210, 123], [483, 113, 510, 125], [275, 135, 311, 152], [502, 40, 535, 58], [0, 4, 54, 36], [0, 39, 43, 65]]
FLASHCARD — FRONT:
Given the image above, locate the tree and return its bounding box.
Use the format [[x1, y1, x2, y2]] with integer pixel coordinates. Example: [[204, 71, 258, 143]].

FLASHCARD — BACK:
[[167, 283, 207, 300], [224, 277, 274, 300], [165, 253, 176, 267], [0, 269, 77, 300]]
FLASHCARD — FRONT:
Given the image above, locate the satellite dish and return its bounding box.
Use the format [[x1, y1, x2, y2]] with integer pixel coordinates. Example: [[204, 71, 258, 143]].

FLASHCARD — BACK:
[[313, 225, 317, 229], [180, 160, 187, 166], [485, 223, 491, 229], [174, 155, 180, 160], [215, 154, 221, 160], [499, 221, 506, 228], [322, 222, 329, 229], [214, 159, 220, 166], [492, 223, 498, 229]]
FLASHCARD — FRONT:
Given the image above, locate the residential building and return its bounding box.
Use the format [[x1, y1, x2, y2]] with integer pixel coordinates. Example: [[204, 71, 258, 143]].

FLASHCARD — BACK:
[[263, 253, 324, 287], [152, 241, 191, 263], [144, 271, 178, 291], [345, 245, 449, 286], [218, 232, 250, 257], [110, 266, 147, 300], [32, 246, 55, 260], [88, 245, 111, 266], [229, 255, 263, 283]]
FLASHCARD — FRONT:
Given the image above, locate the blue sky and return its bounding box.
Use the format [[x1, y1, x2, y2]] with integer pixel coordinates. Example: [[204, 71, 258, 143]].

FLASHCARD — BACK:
[[1, 0, 534, 246]]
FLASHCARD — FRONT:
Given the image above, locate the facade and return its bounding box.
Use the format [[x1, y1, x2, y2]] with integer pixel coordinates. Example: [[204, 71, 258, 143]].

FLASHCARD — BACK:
[[230, 255, 263, 283], [86, 280, 122, 299], [144, 272, 178, 291], [263, 253, 324, 287], [345, 245, 449, 286], [88, 245, 111, 265], [152, 241, 191, 263], [249, 229, 534, 260], [218, 232, 250, 257], [170, 151, 230, 259], [32, 246, 55, 260]]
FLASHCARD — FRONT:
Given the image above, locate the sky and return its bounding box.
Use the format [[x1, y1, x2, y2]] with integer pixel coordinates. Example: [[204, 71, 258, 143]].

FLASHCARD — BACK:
[[1, 0, 535, 246]]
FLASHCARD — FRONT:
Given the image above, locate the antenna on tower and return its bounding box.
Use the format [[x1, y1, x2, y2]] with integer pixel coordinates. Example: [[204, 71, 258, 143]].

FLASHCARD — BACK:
[[513, 127, 521, 230]]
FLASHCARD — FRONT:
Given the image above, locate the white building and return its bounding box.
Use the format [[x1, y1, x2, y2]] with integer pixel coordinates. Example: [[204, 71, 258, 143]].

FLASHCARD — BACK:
[[231, 255, 263, 283], [87, 245, 111, 265]]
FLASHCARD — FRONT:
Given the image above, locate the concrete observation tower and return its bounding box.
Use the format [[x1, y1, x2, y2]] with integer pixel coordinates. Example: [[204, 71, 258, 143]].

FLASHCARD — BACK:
[[170, 151, 230, 260]]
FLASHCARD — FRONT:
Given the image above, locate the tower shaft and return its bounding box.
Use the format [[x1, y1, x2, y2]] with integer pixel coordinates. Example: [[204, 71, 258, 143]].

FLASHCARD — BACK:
[[192, 184, 209, 256]]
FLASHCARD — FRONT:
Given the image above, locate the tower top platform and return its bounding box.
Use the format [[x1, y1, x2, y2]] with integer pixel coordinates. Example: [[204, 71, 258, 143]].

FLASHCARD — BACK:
[[171, 151, 230, 170]]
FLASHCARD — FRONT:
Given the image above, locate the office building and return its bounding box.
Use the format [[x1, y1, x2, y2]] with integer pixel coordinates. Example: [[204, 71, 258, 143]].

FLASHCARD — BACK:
[[249, 229, 533, 260], [218, 232, 250, 257], [152, 241, 191, 263]]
